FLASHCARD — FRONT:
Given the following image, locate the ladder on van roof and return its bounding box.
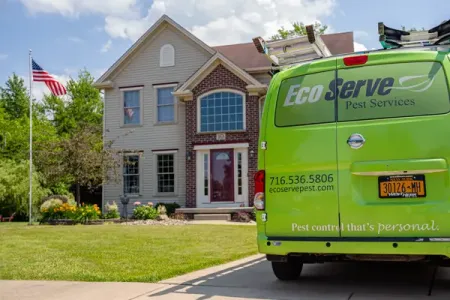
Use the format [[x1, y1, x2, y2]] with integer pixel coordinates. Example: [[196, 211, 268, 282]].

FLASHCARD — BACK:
[[378, 19, 450, 49], [252, 24, 332, 70]]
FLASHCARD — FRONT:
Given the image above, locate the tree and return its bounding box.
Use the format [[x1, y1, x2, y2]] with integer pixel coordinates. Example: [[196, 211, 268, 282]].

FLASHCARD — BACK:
[[35, 124, 122, 205], [0, 73, 29, 119], [0, 75, 60, 165], [0, 159, 50, 219], [270, 21, 328, 40], [42, 69, 103, 137]]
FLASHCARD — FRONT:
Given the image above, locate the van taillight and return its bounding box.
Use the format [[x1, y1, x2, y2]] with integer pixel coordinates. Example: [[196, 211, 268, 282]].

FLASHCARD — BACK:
[[254, 170, 265, 210], [343, 55, 368, 66]]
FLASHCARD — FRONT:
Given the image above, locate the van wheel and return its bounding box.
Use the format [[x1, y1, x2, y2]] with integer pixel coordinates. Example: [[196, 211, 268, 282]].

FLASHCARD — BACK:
[[271, 261, 303, 281]]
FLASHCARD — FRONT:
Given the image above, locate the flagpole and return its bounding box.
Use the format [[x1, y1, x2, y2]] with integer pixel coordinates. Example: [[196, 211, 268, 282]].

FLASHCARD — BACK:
[[28, 49, 33, 226]]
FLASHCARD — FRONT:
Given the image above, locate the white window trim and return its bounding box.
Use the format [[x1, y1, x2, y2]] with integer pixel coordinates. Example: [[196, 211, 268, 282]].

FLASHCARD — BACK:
[[197, 88, 247, 133], [154, 84, 178, 125], [195, 147, 249, 207], [153, 149, 178, 197], [160, 44, 175, 67], [120, 86, 144, 127], [122, 152, 143, 198], [234, 149, 248, 205], [193, 143, 249, 151], [196, 150, 210, 204]]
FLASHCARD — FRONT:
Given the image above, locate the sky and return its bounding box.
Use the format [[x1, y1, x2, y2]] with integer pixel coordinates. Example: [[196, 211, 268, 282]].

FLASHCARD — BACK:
[[1, 0, 450, 101]]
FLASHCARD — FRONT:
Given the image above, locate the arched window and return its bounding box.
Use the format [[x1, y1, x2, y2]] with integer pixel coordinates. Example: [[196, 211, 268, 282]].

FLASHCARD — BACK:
[[160, 44, 175, 67], [198, 90, 245, 132]]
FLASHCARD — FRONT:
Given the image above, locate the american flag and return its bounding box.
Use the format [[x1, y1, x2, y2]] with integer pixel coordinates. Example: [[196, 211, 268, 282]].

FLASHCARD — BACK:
[[32, 59, 67, 96]]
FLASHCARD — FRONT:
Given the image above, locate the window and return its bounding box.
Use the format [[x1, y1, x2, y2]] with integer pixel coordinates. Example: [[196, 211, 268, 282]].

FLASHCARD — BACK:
[[160, 44, 175, 67], [275, 70, 335, 127], [157, 153, 175, 193], [275, 62, 450, 127], [123, 154, 140, 195], [237, 152, 242, 195], [204, 153, 209, 196], [199, 91, 245, 132], [156, 86, 175, 123], [337, 61, 450, 122], [123, 89, 142, 125]]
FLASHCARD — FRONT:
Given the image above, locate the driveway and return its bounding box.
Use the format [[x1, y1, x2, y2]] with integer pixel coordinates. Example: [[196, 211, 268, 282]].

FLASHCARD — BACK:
[[2, 254, 450, 300]]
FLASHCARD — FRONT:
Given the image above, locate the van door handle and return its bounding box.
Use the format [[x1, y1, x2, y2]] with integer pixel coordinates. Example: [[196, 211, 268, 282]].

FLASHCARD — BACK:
[[347, 133, 365, 149]]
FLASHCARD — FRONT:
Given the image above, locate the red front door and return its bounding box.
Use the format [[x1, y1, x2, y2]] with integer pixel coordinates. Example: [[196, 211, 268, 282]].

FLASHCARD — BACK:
[[210, 149, 234, 202]]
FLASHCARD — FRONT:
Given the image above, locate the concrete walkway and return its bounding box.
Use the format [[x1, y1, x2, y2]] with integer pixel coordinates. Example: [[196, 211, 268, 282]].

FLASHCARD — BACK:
[[2, 254, 450, 299]]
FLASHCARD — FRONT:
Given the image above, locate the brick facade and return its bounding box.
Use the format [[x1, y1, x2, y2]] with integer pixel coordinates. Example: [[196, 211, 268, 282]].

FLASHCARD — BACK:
[[185, 64, 261, 208]]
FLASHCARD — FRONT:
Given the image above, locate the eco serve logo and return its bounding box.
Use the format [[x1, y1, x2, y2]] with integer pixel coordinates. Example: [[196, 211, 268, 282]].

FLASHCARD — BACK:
[[282, 74, 436, 107]]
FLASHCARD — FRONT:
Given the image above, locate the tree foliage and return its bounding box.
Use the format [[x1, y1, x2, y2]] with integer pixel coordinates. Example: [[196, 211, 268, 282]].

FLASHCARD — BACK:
[[0, 73, 29, 119], [270, 21, 328, 40], [0, 159, 50, 218], [0, 68, 122, 217], [42, 69, 103, 137], [35, 124, 121, 205]]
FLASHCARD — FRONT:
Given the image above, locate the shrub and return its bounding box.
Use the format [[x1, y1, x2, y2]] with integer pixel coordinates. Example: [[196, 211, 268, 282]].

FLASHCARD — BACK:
[[155, 202, 180, 216], [40, 202, 100, 223], [75, 203, 101, 223], [41, 195, 69, 204], [133, 204, 159, 220], [104, 201, 120, 219], [40, 201, 77, 221]]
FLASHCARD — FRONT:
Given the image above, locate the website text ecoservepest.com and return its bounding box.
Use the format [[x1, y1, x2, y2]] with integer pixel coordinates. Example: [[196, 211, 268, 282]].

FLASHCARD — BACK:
[[268, 174, 335, 194]]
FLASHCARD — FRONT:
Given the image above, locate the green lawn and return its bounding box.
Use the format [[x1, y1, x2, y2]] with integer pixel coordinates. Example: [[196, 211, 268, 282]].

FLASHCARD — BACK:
[[0, 223, 258, 282]]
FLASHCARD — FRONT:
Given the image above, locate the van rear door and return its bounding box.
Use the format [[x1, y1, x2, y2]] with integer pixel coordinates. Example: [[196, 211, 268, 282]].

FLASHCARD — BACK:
[[263, 58, 341, 238], [336, 51, 450, 238]]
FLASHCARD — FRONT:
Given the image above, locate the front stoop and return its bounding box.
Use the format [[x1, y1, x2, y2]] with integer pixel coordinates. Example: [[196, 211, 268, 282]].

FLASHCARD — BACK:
[[194, 214, 231, 221]]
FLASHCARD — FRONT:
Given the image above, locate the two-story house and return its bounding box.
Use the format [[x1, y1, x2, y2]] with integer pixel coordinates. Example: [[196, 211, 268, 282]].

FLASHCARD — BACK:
[[94, 14, 355, 215]]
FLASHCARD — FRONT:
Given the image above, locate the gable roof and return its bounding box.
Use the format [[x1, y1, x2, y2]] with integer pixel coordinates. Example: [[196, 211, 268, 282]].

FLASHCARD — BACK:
[[212, 32, 355, 71], [94, 14, 216, 87], [173, 51, 267, 101]]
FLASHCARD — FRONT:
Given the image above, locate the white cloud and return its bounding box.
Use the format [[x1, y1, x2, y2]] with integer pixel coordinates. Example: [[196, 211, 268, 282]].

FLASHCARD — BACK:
[[0, 54, 8, 61], [19, 0, 139, 18], [100, 39, 112, 53], [19, 0, 338, 46], [353, 41, 368, 52]]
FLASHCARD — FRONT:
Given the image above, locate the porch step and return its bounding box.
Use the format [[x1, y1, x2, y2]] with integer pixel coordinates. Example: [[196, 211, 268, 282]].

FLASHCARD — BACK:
[[176, 207, 253, 214], [194, 214, 231, 221]]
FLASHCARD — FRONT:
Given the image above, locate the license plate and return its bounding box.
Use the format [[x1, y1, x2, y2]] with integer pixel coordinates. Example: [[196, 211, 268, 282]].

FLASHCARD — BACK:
[[378, 174, 426, 198]]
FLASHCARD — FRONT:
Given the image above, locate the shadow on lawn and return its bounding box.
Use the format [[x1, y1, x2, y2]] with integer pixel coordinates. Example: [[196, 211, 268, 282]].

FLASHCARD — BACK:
[[148, 256, 450, 299]]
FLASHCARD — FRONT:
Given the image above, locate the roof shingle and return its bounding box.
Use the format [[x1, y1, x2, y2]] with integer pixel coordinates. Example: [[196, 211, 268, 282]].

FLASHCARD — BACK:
[[212, 32, 354, 70]]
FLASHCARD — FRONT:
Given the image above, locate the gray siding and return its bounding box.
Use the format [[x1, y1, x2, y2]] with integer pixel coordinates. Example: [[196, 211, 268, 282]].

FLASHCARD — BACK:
[[102, 25, 213, 214]]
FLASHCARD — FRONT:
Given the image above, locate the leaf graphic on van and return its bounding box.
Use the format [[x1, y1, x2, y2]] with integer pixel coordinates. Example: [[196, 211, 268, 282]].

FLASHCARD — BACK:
[[391, 75, 436, 92]]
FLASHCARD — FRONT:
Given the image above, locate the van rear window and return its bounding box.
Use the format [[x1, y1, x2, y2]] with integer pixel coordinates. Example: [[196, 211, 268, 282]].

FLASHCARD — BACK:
[[275, 61, 450, 127], [275, 70, 336, 127], [338, 61, 450, 121]]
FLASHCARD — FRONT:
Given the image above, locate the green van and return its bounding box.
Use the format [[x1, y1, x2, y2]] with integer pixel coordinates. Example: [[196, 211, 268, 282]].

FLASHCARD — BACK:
[[254, 46, 450, 281]]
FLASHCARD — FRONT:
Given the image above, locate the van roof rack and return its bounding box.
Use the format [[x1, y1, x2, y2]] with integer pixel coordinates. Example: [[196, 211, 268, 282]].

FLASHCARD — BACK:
[[378, 19, 450, 49], [252, 24, 332, 69]]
